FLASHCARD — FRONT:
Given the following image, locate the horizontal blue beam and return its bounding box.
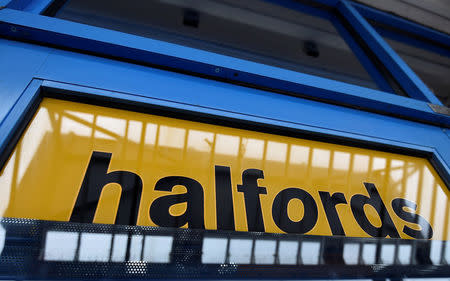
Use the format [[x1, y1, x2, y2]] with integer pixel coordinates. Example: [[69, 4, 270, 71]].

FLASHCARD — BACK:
[[338, 0, 443, 106], [0, 8, 448, 128]]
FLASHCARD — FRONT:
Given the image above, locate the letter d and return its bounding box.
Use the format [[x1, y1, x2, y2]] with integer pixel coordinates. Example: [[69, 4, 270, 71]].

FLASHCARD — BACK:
[[70, 151, 143, 225], [350, 182, 400, 238]]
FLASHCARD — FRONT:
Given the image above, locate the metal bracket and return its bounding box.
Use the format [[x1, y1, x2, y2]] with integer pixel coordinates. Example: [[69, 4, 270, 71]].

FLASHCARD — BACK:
[[429, 104, 450, 116]]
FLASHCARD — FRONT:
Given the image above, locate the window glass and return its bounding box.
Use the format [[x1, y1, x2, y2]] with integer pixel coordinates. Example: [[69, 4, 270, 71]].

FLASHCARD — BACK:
[[370, 21, 450, 106], [54, 0, 387, 91]]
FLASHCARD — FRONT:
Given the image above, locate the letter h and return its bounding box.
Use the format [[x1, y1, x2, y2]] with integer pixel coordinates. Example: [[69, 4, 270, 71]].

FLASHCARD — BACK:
[[70, 151, 143, 225]]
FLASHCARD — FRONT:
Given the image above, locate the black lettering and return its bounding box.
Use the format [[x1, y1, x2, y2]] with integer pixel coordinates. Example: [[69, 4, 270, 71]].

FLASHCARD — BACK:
[[150, 176, 205, 229], [70, 151, 143, 225], [319, 191, 347, 236], [391, 198, 433, 239], [272, 188, 318, 234], [237, 169, 266, 232], [350, 182, 400, 238], [215, 166, 235, 230]]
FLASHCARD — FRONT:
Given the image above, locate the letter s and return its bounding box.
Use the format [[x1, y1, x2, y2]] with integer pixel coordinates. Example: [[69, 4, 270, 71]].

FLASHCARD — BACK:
[[391, 198, 433, 239]]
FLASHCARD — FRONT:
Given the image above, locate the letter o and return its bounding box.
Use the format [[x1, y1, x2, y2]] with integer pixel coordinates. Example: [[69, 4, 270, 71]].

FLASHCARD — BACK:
[[272, 188, 318, 234]]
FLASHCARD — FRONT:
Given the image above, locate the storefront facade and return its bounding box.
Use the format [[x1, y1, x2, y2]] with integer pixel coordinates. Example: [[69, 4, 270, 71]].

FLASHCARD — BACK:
[[0, 0, 449, 279]]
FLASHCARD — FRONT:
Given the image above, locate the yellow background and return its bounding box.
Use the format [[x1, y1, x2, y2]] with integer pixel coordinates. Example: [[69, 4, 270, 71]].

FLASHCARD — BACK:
[[0, 98, 449, 240]]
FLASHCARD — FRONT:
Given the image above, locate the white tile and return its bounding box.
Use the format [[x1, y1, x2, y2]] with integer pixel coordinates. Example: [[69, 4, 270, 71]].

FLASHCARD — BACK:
[[398, 244, 412, 265], [362, 244, 376, 265], [343, 243, 359, 265], [129, 235, 143, 261], [254, 239, 276, 264], [142, 235, 173, 263], [278, 240, 298, 265], [44, 231, 78, 261], [229, 239, 252, 264], [111, 234, 128, 262], [380, 244, 395, 264], [78, 233, 112, 262], [301, 242, 320, 265], [201, 237, 228, 264]]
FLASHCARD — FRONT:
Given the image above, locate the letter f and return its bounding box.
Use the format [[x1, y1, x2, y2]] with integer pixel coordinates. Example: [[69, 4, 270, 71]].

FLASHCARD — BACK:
[[237, 169, 267, 232]]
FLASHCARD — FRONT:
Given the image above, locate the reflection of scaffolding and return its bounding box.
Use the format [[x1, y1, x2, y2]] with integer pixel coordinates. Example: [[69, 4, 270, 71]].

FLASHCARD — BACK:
[[0, 218, 449, 279]]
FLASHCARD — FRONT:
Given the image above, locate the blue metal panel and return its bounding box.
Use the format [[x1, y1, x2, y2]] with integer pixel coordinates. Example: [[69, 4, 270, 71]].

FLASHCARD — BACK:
[[0, 8, 448, 128], [22, 0, 54, 14], [0, 38, 51, 125], [0, 79, 41, 164], [5, 0, 30, 10], [5, 0, 53, 12], [0, 0, 12, 7], [337, 0, 443, 105], [354, 2, 450, 49]]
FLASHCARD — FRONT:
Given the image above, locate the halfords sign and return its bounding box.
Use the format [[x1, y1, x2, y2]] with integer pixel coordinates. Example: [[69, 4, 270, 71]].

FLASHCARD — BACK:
[[1, 98, 449, 240]]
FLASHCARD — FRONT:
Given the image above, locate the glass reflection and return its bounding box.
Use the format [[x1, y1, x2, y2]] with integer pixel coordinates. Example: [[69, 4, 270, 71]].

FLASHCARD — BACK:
[[266, 141, 287, 162], [242, 138, 264, 160], [214, 134, 239, 156]]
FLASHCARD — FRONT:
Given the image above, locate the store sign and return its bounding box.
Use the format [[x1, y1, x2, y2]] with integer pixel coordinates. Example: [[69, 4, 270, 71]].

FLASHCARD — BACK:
[[0, 98, 449, 240]]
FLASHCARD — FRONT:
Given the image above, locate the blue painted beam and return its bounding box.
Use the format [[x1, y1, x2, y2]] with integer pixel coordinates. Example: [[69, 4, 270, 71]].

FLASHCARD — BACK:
[[5, 0, 31, 10], [337, 0, 443, 106], [5, 0, 53, 13], [0, 8, 448, 128], [0, 79, 42, 166], [22, 0, 54, 14], [0, 0, 12, 7]]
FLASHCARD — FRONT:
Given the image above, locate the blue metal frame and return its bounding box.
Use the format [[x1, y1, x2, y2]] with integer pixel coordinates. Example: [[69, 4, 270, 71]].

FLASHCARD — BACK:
[[2, 0, 449, 107], [0, 7, 449, 128]]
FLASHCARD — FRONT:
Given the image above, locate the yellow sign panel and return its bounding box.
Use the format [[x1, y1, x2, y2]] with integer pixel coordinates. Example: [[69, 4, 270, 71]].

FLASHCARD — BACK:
[[0, 98, 449, 240]]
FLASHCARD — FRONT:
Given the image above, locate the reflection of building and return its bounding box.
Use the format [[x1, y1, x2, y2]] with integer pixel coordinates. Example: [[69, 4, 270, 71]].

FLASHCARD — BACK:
[[0, 0, 449, 279]]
